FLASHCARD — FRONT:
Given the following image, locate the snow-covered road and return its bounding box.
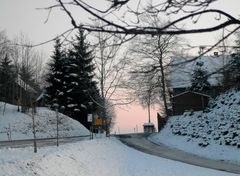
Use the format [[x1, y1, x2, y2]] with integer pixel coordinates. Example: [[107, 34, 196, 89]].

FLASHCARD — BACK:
[[117, 133, 240, 174]]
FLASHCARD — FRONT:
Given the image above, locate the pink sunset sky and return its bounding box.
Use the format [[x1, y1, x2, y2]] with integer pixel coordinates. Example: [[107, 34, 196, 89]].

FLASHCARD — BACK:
[[114, 103, 160, 134]]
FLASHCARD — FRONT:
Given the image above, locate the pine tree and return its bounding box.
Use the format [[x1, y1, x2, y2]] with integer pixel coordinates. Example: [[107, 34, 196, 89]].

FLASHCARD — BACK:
[[221, 31, 240, 90], [62, 49, 80, 114], [229, 53, 240, 87], [45, 32, 100, 125], [0, 54, 15, 103], [190, 61, 211, 91], [221, 68, 233, 91], [19, 64, 34, 86], [45, 38, 67, 111], [66, 30, 99, 114], [224, 31, 240, 89]]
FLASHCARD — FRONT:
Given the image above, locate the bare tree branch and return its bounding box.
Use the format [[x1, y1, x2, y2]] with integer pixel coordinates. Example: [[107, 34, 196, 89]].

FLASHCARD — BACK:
[[170, 26, 240, 67], [51, 0, 240, 37]]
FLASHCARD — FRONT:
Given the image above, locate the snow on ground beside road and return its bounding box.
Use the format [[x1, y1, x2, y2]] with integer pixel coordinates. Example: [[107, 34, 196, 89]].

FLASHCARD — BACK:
[[150, 89, 240, 165], [0, 102, 89, 141], [0, 137, 238, 176]]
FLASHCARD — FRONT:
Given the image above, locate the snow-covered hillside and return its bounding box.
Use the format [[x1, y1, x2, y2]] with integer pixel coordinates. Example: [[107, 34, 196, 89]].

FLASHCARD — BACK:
[[0, 102, 89, 141], [151, 89, 240, 164]]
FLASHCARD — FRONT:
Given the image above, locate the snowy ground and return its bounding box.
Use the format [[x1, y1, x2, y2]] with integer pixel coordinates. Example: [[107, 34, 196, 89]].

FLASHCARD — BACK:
[[150, 89, 240, 165], [0, 102, 89, 141], [1, 89, 240, 175], [0, 137, 239, 176]]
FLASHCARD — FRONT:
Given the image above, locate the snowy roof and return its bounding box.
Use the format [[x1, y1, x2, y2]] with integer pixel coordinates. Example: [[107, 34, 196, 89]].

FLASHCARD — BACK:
[[36, 89, 48, 102], [172, 91, 212, 98], [15, 74, 37, 94], [36, 92, 44, 102], [169, 55, 231, 88], [143, 122, 154, 126]]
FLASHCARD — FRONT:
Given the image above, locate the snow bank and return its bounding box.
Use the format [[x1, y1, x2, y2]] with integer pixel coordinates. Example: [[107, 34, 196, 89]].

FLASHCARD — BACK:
[[150, 89, 240, 164], [0, 138, 238, 176], [0, 102, 89, 141]]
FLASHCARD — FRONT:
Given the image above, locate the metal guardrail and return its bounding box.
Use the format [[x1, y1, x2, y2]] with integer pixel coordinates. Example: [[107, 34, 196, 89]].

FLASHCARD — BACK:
[[0, 135, 91, 148], [0, 135, 91, 143]]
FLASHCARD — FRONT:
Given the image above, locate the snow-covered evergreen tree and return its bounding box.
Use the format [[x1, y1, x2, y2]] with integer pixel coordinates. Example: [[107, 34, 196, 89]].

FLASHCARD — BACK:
[[190, 61, 210, 91], [0, 54, 15, 102], [221, 31, 240, 90], [45, 31, 100, 123], [229, 53, 240, 87], [19, 64, 35, 87], [65, 30, 99, 114], [224, 31, 240, 89], [45, 38, 67, 111]]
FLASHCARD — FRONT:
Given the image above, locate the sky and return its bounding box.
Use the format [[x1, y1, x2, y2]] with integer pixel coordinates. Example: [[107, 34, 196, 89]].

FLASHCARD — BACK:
[[1, 0, 240, 133]]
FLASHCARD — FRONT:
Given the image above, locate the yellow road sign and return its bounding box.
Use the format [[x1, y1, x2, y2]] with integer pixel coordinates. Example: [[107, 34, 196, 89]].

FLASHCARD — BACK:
[[94, 118, 103, 126]]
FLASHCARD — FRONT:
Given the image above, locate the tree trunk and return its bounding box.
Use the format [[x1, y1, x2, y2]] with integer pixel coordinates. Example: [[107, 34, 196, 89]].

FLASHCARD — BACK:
[[147, 102, 151, 123], [31, 105, 37, 153], [158, 36, 168, 116]]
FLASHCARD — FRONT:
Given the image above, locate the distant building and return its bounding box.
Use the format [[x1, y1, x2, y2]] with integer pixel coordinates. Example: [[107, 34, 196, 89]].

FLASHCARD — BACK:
[[171, 91, 211, 115], [14, 74, 38, 112], [157, 113, 167, 132], [143, 122, 155, 133], [169, 55, 230, 115]]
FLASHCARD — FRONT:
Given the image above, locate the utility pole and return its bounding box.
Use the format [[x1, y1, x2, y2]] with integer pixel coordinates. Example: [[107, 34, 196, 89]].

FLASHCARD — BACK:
[[31, 102, 37, 153], [88, 102, 93, 139], [56, 107, 59, 146]]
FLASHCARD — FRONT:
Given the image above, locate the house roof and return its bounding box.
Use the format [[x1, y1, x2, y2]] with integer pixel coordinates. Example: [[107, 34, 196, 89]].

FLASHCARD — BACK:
[[172, 91, 212, 99], [15, 74, 37, 94], [143, 122, 154, 126], [169, 55, 230, 89]]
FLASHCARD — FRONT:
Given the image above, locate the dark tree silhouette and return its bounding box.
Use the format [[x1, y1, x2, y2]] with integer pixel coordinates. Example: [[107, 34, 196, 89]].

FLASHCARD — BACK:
[[45, 38, 67, 111], [65, 30, 99, 114], [0, 54, 15, 103]]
